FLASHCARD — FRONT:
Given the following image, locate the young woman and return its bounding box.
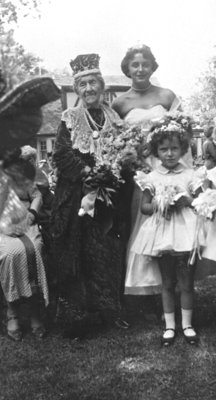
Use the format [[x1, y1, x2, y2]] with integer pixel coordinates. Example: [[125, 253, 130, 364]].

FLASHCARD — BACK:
[[112, 44, 179, 123]]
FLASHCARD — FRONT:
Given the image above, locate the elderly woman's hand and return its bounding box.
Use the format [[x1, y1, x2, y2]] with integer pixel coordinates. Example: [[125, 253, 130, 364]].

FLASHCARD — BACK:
[[81, 166, 91, 178]]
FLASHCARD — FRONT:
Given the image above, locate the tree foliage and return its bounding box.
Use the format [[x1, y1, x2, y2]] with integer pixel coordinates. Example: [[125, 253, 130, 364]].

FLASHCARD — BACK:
[[186, 53, 216, 127], [0, 0, 42, 27], [0, 0, 44, 90]]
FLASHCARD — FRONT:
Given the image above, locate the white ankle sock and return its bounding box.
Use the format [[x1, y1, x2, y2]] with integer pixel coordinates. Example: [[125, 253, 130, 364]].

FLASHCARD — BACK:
[[181, 308, 196, 336], [163, 312, 175, 338]]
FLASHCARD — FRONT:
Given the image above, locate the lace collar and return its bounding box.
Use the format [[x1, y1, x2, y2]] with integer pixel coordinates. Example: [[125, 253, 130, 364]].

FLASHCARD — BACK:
[[61, 103, 120, 154]]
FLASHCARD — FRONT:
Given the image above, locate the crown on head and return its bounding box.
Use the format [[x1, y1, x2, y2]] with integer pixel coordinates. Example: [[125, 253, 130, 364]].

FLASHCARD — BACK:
[[70, 53, 101, 79]]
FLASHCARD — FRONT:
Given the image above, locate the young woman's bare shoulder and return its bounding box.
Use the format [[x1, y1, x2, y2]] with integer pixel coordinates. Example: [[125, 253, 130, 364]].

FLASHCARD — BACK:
[[112, 90, 132, 116], [155, 86, 176, 109], [157, 86, 176, 100]]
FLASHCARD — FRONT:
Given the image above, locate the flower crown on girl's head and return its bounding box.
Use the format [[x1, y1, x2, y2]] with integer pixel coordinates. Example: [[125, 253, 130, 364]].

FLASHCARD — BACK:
[[147, 112, 193, 157]]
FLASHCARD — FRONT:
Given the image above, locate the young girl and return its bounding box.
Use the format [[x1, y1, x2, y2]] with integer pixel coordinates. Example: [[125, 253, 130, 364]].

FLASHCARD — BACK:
[[193, 159, 216, 278], [0, 149, 49, 341], [131, 114, 199, 346]]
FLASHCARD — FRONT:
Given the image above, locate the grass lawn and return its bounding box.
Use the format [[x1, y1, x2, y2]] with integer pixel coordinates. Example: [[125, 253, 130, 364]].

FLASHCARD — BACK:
[[1, 277, 216, 400]]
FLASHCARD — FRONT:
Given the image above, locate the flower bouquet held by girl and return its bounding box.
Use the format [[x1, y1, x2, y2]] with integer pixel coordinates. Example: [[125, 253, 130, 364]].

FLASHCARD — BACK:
[[135, 174, 188, 222]]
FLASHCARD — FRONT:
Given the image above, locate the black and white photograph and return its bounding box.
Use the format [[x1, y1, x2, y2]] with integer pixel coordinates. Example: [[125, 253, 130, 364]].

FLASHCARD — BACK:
[[1, 0, 216, 399]]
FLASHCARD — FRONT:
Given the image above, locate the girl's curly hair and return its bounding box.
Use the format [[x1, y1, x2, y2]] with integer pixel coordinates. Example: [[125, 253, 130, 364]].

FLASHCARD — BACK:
[[148, 113, 193, 158]]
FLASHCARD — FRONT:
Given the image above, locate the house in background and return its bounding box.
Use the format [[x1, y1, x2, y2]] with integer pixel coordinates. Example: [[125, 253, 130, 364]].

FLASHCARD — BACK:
[[36, 99, 62, 161]]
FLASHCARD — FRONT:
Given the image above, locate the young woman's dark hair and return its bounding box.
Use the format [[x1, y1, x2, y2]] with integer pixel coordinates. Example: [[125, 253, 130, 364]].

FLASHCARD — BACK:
[[121, 44, 159, 78]]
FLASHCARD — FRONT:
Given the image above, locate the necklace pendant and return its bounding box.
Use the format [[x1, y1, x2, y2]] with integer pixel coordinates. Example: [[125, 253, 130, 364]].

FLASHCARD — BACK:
[[92, 130, 99, 139]]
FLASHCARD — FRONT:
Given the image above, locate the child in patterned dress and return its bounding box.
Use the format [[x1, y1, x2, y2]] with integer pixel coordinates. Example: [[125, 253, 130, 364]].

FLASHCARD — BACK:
[[132, 114, 200, 346]]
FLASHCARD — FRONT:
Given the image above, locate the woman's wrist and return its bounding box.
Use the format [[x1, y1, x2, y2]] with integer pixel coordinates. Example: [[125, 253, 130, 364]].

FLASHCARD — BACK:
[[141, 202, 155, 215], [186, 197, 193, 207]]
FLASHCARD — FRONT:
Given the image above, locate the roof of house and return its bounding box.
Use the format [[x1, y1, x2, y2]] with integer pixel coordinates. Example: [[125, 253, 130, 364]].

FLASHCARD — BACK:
[[53, 74, 132, 87]]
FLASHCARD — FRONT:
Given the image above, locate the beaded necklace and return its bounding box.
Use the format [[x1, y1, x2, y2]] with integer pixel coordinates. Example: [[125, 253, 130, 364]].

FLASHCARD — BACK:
[[85, 107, 105, 131], [131, 83, 152, 92]]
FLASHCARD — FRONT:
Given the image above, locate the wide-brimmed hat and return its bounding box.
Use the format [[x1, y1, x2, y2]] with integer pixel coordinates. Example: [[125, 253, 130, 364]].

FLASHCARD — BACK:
[[70, 53, 101, 79], [0, 77, 61, 153]]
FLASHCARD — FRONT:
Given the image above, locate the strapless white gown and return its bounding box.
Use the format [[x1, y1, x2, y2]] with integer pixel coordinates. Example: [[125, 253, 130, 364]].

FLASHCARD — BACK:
[[124, 103, 193, 295], [124, 105, 167, 125]]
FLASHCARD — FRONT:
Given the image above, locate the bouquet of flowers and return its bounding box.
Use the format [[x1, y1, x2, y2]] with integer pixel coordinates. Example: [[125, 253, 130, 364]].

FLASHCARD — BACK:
[[78, 165, 119, 218], [79, 121, 151, 218], [112, 122, 151, 173], [134, 172, 187, 221], [91, 121, 151, 178], [154, 184, 188, 221], [192, 188, 216, 220]]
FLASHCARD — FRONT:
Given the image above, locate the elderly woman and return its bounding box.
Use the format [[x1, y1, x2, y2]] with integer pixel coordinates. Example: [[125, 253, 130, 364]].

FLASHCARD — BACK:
[[51, 53, 129, 336]]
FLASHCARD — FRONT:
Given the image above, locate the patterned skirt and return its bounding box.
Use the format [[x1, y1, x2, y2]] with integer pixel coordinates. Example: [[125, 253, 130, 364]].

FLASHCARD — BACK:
[[0, 224, 49, 305]]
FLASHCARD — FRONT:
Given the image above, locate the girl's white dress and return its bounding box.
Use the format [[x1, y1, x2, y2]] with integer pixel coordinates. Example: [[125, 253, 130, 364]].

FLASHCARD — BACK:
[[131, 165, 197, 258], [201, 167, 216, 261], [124, 102, 193, 295]]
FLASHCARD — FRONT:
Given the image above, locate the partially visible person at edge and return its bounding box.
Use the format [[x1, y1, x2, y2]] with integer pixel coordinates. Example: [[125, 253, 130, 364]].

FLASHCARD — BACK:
[[112, 44, 193, 316], [202, 125, 216, 169], [0, 148, 48, 341], [0, 76, 61, 341], [51, 53, 129, 338]]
